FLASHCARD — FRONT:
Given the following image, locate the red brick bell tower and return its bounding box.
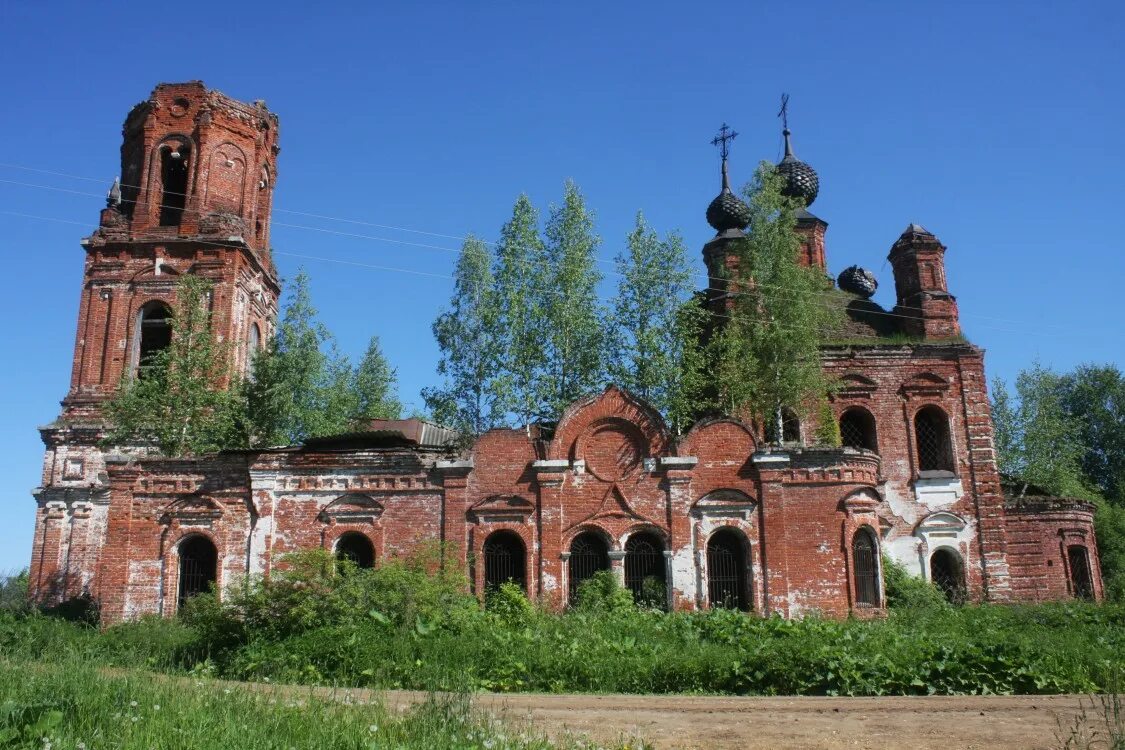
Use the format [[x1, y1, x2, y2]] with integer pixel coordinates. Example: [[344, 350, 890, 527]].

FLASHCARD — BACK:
[[30, 82, 281, 605]]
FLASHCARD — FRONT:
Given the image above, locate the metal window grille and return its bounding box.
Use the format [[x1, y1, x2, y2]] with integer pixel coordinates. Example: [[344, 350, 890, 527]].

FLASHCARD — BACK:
[[915, 408, 952, 471], [852, 531, 879, 607], [336, 533, 375, 569], [484, 533, 525, 591], [1068, 546, 1094, 600], [840, 410, 876, 451], [625, 533, 666, 609], [929, 549, 966, 604], [568, 534, 609, 604], [707, 532, 748, 611], [178, 537, 217, 606]]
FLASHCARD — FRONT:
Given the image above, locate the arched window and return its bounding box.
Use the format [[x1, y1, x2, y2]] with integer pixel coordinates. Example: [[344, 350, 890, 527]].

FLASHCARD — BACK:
[[914, 406, 954, 472], [136, 302, 172, 376], [335, 532, 374, 570], [568, 531, 609, 604], [483, 530, 526, 591], [707, 529, 749, 611], [178, 535, 217, 607], [765, 407, 801, 445], [247, 323, 262, 380], [158, 142, 191, 226], [852, 528, 880, 607], [624, 531, 666, 609], [929, 548, 966, 604], [839, 407, 878, 451], [1068, 545, 1094, 600]]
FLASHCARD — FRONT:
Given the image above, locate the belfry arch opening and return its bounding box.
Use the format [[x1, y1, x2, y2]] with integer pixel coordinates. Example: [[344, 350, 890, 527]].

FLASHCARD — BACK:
[[568, 531, 609, 605], [158, 143, 190, 226], [136, 302, 172, 376], [929, 547, 966, 604], [177, 535, 217, 607], [624, 531, 667, 609], [707, 529, 749, 611], [483, 530, 526, 592], [335, 532, 374, 570]]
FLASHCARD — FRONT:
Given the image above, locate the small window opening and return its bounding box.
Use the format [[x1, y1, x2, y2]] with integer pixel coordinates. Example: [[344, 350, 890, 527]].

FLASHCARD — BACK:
[[1067, 545, 1094, 600], [335, 532, 375, 570], [852, 529, 880, 607], [159, 145, 190, 226], [914, 406, 954, 472], [624, 532, 667, 610], [840, 408, 878, 451], [929, 548, 966, 604], [483, 531, 526, 592], [707, 529, 749, 611], [137, 303, 172, 377], [765, 407, 801, 445], [568, 532, 609, 605], [178, 535, 217, 607]]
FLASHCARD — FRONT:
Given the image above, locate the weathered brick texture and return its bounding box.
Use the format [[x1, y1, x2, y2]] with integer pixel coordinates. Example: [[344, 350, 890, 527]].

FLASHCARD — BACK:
[[29, 82, 1101, 623]]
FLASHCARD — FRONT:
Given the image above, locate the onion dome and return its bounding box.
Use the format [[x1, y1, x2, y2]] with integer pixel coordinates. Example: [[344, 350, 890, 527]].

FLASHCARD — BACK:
[[837, 265, 878, 298], [706, 159, 751, 232], [776, 128, 819, 207]]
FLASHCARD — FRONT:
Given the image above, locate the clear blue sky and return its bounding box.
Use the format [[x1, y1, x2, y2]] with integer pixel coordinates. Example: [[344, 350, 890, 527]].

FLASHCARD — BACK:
[[0, 1, 1122, 571]]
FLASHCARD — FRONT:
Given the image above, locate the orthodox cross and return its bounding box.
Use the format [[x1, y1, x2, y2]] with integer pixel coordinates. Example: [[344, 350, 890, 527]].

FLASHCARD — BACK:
[[778, 93, 790, 130], [710, 123, 738, 160]]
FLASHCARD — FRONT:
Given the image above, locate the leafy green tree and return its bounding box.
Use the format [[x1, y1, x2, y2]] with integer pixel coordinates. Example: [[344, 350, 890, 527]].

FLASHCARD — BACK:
[[664, 297, 711, 435], [990, 364, 1088, 498], [710, 164, 839, 439], [1059, 364, 1125, 502], [610, 213, 700, 430], [423, 236, 501, 434], [245, 270, 355, 445], [540, 181, 608, 417], [491, 195, 549, 428], [104, 275, 244, 456], [353, 335, 402, 421]]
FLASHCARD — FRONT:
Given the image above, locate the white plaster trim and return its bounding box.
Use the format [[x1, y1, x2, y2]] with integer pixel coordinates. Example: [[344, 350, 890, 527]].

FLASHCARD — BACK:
[[913, 476, 964, 507], [659, 456, 699, 468], [436, 459, 474, 471], [532, 459, 569, 471], [752, 451, 790, 465]]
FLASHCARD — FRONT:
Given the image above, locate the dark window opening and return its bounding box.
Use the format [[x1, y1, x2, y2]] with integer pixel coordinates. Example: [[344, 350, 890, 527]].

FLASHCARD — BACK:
[[914, 406, 954, 472], [568, 532, 609, 605], [483, 531, 526, 592], [707, 529, 749, 611], [178, 535, 217, 607], [852, 529, 880, 607], [840, 408, 878, 451], [159, 145, 190, 226], [625, 531, 667, 609], [929, 548, 966, 604], [765, 407, 801, 445], [1068, 545, 1094, 600], [335, 532, 375, 569], [137, 303, 172, 377]]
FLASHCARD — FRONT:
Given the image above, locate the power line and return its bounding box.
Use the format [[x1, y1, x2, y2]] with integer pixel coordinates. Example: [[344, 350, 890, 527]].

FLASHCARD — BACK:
[[0, 169, 1065, 331]]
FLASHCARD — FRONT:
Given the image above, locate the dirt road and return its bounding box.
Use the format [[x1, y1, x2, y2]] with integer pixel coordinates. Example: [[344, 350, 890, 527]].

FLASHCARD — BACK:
[[420, 691, 1088, 750]]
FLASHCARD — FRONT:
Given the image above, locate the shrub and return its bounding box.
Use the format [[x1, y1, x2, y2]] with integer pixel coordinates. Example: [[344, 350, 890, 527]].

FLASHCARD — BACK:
[[573, 571, 635, 613], [486, 582, 535, 627], [882, 555, 949, 609]]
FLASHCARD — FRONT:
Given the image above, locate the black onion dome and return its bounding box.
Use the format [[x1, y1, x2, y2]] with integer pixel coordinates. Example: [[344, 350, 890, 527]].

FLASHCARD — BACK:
[[837, 265, 878, 299], [706, 158, 751, 232], [776, 128, 819, 207]]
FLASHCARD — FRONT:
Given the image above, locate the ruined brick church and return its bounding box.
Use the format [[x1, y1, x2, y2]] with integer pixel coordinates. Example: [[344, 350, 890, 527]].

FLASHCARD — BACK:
[[29, 82, 1103, 623]]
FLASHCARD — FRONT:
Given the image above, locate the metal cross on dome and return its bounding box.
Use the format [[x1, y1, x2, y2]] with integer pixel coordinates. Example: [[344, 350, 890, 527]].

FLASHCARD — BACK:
[[778, 93, 790, 130], [710, 123, 738, 160]]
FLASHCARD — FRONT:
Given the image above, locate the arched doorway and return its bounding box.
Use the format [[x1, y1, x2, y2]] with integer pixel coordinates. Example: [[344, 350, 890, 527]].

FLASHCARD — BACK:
[[483, 530, 526, 591], [568, 531, 609, 604], [335, 532, 375, 570], [852, 528, 880, 607], [624, 531, 667, 609], [178, 535, 217, 607], [929, 548, 965, 604], [1068, 545, 1094, 600], [706, 529, 749, 611]]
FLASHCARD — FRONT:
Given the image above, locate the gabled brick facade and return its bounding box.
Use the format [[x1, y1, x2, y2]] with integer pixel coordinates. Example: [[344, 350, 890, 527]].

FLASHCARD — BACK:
[[29, 82, 1103, 622]]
